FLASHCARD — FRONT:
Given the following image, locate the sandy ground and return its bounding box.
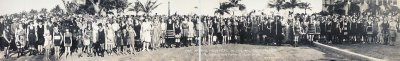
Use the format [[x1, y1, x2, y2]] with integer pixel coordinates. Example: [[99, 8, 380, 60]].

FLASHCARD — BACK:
[[329, 34, 400, 61], [120, 44, 330, 61], [0, 44, 351, 61], [330, 43, 400, 61]]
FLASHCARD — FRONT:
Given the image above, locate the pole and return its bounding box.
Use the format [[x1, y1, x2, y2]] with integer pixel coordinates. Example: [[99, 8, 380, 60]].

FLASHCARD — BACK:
[[168, 1, 171, 17], [198, 0, 202, 61]]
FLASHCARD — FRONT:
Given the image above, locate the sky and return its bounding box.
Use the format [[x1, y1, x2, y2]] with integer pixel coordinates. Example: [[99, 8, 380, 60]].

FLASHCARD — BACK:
[[0, 0, 323, 16]]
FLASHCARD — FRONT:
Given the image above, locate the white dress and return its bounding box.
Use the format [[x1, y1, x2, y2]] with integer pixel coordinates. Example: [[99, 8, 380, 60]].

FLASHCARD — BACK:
[[187, 21, 195, 38], [107, 25, 115, 45], [141, 22, 152, 42], [83, 29, 91, 46], [92, 23, 99, 43], [197, 22, 204, 37], [44, 26, 51, 47]]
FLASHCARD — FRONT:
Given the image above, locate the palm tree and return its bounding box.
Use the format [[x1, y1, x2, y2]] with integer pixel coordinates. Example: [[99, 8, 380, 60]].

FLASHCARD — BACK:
[[297, 3, 311, 14], [228, 0, 246, 15], [269, 0, 310, 13], [129, 1, 143, 15], [214, 8, 230, 15], [135, 0, 161, 16], [214, 0, 246, 16], [87, 0, 102, 15], [268, 0, 286, 12], [285, 0, 298, 11]]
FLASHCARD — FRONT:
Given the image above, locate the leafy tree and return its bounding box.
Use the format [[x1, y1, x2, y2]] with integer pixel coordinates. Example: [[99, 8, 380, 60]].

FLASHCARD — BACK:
[[20, 11, 28, 16], [40, 8, 48, 14], [61, 0, 130, 15], [29, 9, 38, 15], [51, 5, 64, 16], [348, 2, 360, 15], [99, 0, 130, 14], [322, 1, 347, 15], [61, 0, 80, 14], [365, 2, 379, 15]]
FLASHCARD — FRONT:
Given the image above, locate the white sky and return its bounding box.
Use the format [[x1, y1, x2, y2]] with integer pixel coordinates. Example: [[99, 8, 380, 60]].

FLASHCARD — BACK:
[[0, 0, 323, 16]]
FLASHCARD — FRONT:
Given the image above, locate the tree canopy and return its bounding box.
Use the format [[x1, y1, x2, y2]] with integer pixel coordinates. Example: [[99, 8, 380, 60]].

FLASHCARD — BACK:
[[214, 0, 246, 15], [60, 0, 131, 15], [268, 0, 311, 13]]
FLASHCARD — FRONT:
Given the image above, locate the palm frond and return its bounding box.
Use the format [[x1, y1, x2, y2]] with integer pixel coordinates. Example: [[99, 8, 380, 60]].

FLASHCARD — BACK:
[[237, 4, 246, 11]]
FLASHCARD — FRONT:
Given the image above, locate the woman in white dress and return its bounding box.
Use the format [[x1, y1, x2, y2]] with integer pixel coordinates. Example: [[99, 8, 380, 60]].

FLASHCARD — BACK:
[[141, 19, 152, 51], [83, 23, 93, 56], [43, 22, 52, 55], [106, 23, 115, 55]]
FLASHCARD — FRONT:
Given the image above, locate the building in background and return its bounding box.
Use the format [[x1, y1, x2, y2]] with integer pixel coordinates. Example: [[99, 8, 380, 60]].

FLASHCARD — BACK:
[[322, 0, 398, 15]]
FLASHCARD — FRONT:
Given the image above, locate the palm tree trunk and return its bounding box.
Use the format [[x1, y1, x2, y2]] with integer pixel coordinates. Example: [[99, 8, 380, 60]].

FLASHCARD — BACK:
[[292, 8, 294, 14], [136, 11, 139, 16], [233, 11, 235, 16]]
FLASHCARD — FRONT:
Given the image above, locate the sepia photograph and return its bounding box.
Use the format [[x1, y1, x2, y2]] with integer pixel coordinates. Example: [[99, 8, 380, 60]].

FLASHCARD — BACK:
[[0, 0, 399, 61]]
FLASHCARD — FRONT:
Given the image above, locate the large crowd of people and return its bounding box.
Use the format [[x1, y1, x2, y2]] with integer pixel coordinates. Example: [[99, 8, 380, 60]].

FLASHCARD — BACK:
[[0, 12, 399, 59]]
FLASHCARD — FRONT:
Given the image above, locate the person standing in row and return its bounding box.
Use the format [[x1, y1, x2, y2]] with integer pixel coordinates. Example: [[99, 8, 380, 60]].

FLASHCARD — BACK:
[[203, 17, 209, 45], [36, 21, 45, 55], [64, 29, 73, 57], [175, 18, 182, 47], [152, 17, 161, 50], [293, 17, 302, 47], [15, 23, 25, 57], [388, 16, 397, 46], [160, 18, 167, 48], [196, 18, 204, 46], [97, 23, 106, 57], [105, 20, 117, 55], [43, 21, 52, 56], [83, 22, 93, 56], [141, 18, 152, 51], [127, 20, 136, 54], [2, 24, 11, 58], [207, 17, 214, 45], [52, 23, 62, 58], [165, 18, 175, 48], [221, 19, 227, 44], [27, 22, 36, 55], [182, 17, 189, 46]]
